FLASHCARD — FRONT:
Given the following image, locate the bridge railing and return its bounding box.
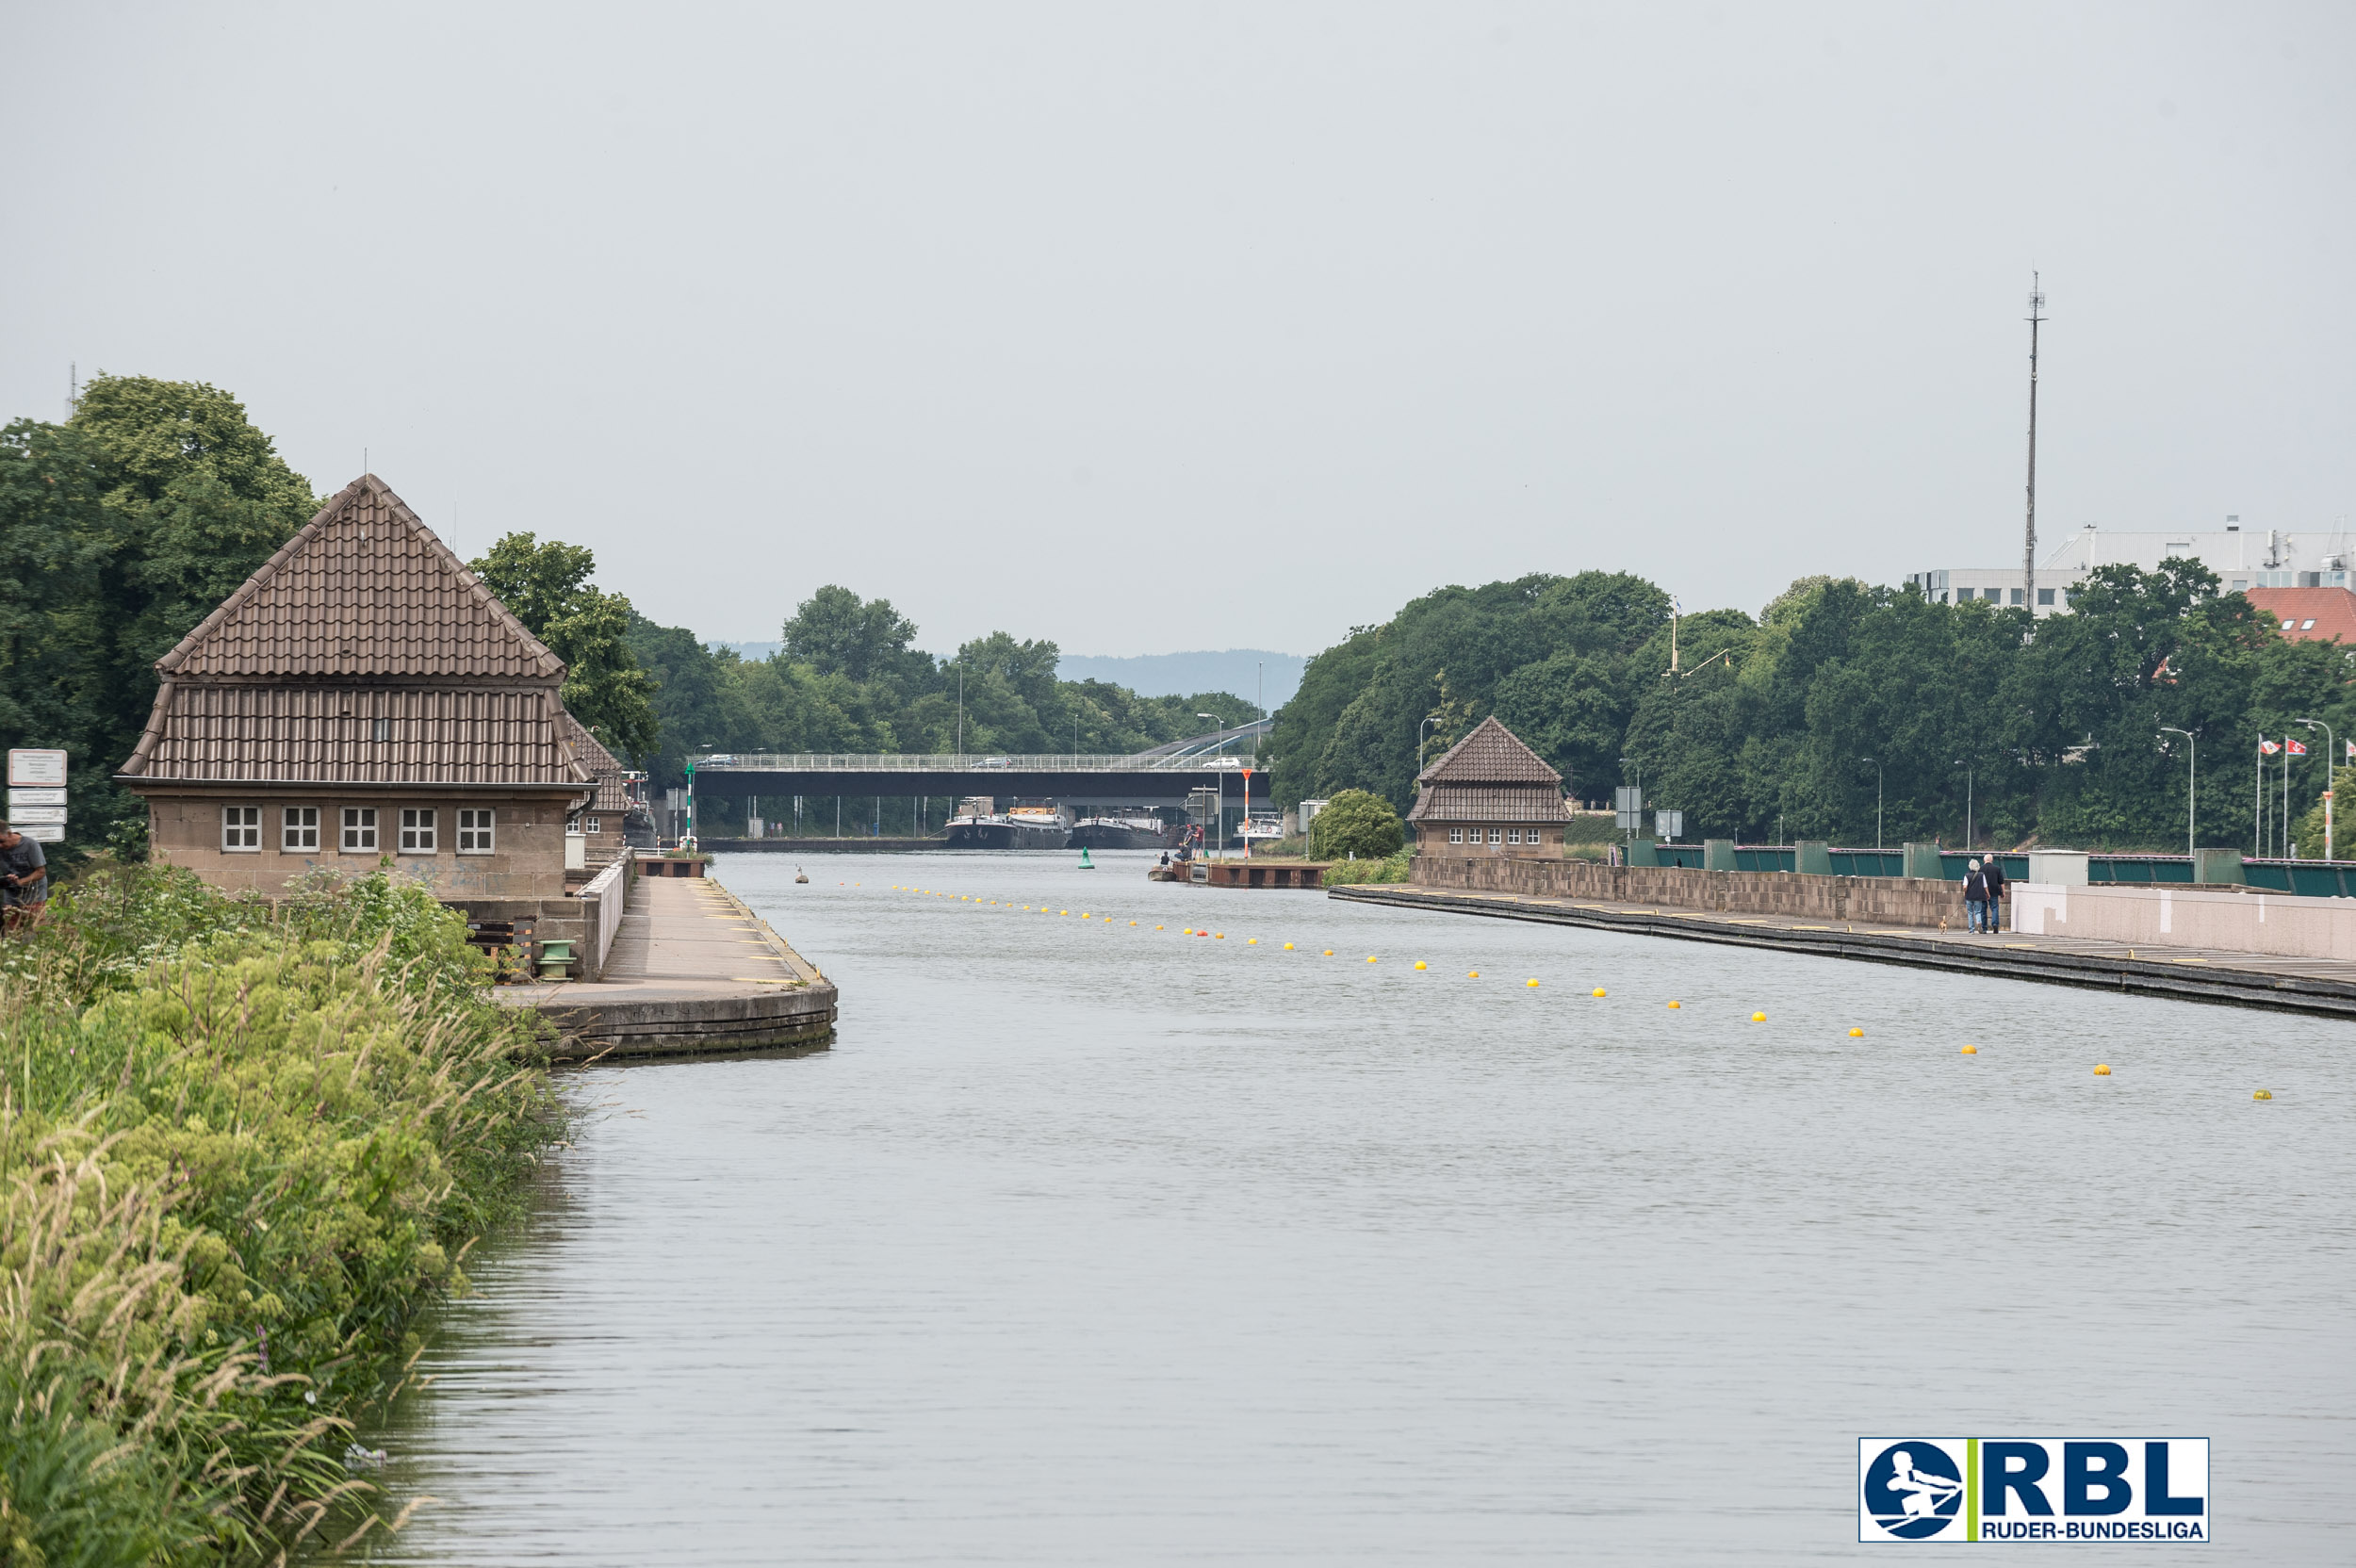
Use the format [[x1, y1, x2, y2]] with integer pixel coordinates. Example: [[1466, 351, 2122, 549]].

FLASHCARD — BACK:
[[691, 752, 1249, 773]]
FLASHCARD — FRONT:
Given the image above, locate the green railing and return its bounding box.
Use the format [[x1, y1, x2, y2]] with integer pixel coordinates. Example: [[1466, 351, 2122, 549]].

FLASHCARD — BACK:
[[1633, 845, 2356, 898]]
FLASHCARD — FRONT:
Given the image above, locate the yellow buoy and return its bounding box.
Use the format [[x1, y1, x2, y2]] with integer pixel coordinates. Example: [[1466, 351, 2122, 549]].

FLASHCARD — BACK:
[[1751, 1011, 1766, 1022], [1284, 942, 1295, 950], [2253, 1089, 2273, 1100], [1130, 921, 1137, 926], [1848, 1027, 1863, 1037], [1592, 987, 1607, 998], [2094, 1064, 2112, 1075], [1249, 939, 1259, 945], [1059, 909, 1068, 916], [1960, 1045, 1977, 1054], [1216, 933, 1226, 939], [1155, 924, 1165, 930], [1366, 956, 1378, 963], [1527, 978, 1539, 988], [1468, 970, 1480, 978], [1414, 960, 1427, 970], [1666, 1000, 1680, 1009], [1322, 949, 1333, 956]]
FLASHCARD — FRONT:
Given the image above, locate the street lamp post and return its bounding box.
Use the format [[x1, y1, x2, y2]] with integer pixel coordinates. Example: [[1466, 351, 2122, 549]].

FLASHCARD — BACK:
[[1198, 712, 1224, 854], [2299, 717, 2335, 859], [1859, 758, 1884, 851], [2160, 727, 2197, 860]]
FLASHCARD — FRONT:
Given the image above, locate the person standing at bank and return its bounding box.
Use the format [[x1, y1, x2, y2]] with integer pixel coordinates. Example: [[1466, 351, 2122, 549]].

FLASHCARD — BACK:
[[1962, 858, 1989, 935], [1981, 853, 2007, 933], [0, 823, 48, 932]]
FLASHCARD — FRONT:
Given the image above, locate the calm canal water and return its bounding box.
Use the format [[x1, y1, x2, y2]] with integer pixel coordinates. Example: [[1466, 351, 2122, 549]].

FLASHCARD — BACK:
[[366, 850, 2353, 1564]]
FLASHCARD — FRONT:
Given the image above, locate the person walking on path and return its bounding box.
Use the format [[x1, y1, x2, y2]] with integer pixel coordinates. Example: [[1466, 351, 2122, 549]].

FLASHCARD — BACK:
[[1963, 858, 1990, 935], [1980, 854, 2008, 933], [0, 823, 48, 933]]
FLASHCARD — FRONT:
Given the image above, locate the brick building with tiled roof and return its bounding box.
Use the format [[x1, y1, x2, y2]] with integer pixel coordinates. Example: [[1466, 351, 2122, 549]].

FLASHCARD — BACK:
[[118, 474, 598, 900], [2245, 585, 2356, 645], [1406, 715, 1573, 858]]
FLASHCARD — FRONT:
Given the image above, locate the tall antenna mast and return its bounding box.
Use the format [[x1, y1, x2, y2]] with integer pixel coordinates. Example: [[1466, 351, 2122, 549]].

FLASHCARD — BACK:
[[2022, 273, 2046, 615]]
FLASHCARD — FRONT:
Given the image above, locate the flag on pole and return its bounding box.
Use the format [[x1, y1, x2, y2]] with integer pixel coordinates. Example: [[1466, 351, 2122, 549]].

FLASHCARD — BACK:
[[2288, 740, 2310, 757], [2345, 740, 2353, 761], [2259, 740, 2282, 755]]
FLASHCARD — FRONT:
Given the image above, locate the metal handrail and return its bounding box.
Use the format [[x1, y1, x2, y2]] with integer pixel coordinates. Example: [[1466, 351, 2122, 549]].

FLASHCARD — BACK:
[[691, 752, 1252, 772]]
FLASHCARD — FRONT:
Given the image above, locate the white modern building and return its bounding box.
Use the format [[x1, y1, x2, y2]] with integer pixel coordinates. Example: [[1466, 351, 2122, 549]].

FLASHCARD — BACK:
[[1907, 519, 2355, 616]]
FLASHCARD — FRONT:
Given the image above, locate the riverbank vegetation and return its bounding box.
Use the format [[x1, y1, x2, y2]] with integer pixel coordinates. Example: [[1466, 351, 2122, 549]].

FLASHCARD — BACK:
[[0, 866, 561, 1561], [1271, 565, 2353, 853]]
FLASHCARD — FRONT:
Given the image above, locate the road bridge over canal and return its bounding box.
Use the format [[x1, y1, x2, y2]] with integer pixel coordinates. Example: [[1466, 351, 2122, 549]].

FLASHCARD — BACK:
[[689, 721, 1273, 811]]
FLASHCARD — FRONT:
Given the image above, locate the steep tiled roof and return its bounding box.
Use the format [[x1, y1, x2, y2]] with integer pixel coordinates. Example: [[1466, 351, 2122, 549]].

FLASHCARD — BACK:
[[1408, 717, 1569, 823], [155, 474, 564, 682], [558, 711, 631, 811], [1416, 715, 1562, 785], [2246, 586, 2356, 645], [120, 682, 590, 787], [1408, 784, 1572, 824]]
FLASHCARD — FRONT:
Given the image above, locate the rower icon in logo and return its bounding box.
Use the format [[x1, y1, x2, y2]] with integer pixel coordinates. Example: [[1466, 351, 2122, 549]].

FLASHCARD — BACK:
[[1862, 1441, 1964, 1539]]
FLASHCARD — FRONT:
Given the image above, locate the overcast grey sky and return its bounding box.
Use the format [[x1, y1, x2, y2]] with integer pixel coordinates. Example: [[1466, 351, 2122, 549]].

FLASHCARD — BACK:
[[7, 4, 2350, 658]]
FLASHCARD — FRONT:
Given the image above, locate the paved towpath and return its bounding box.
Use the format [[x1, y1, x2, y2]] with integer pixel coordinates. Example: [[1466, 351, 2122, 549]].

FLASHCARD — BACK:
[[496, 873, 836, 1058], [1333, 882, 2356, 1019]]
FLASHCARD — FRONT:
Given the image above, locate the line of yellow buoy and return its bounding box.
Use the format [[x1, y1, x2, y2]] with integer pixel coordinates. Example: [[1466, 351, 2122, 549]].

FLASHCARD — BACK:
[[867, 880, 2275, 1090]]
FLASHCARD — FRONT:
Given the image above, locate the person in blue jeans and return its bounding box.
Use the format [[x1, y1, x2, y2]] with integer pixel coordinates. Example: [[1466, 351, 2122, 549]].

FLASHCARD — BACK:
[[1962, 858, 1990, 934], [1981, 854, 2007, 932]]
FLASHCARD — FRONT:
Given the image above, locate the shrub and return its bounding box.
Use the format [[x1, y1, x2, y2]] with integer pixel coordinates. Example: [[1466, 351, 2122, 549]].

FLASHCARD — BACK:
[[1310, 790, 1404, 861], [0, 867, 561, 1559]]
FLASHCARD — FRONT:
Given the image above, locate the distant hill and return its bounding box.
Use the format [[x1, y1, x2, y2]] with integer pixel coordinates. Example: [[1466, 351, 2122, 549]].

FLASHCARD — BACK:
[[1057, 648, 1305, 711]]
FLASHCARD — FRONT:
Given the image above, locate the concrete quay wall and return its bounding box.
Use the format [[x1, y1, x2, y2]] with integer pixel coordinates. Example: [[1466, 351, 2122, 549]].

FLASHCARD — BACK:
[[2013, 880, 2356, 961], [1414, 855, 1965, 926]]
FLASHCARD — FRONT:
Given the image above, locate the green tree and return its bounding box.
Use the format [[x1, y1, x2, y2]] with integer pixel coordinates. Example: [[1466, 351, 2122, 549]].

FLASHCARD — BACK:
[[783, 585, 923, 682], [1311, 788, 1404, 859], [471, 532, 660, 760], [0, 375, 318, 858]]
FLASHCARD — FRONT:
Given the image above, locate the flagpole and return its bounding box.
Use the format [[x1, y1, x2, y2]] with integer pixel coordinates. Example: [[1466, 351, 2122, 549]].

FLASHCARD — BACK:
[[2256, 743, 2264, 858]]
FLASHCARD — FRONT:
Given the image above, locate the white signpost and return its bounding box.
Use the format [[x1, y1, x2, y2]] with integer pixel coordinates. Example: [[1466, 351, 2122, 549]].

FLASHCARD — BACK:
[[8, 749, 68, 843]]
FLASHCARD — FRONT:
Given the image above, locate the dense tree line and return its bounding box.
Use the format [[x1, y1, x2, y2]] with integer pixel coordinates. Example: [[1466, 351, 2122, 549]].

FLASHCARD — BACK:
[[0, 374, 1250, 858], [1271, 566, 2356, 855], [0, 377, 320, 854], [621, 583, 1256, 813]]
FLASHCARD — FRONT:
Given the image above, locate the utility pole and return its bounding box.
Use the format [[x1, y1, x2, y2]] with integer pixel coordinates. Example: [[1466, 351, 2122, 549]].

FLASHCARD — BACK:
[[2161, 728, 2196, 860], [2299, 719, 2335, 859], [2023, 274, 2046, 613]]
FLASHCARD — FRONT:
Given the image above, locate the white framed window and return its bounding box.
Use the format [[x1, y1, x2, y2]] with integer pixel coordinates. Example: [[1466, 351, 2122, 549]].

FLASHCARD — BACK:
[[1490, 827, 1504, 844], [1448, 827, 1463, 843], [584, 816, 601, 834], [1507, 828, 1522, 845], [457, 808, 496, 854], [341, 806, 378, 852], [399, 808, 437, 854], [282, 806, 319, 851], [222, 806, 261, 851]]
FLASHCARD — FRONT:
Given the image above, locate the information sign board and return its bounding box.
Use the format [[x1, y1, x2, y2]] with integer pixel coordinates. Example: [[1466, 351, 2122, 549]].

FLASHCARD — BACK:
[[8, 749, 67, 787]]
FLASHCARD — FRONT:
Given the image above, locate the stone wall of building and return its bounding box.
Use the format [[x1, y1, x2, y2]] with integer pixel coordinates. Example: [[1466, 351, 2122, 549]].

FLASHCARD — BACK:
[[147, 791, 575, 900], [1413, 853, 1967, 927]]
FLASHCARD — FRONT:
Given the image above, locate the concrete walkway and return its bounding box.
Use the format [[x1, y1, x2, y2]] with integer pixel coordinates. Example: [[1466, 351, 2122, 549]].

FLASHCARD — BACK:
[[498, 874, 837, 1059], [1333, 882, 2356, 1019]]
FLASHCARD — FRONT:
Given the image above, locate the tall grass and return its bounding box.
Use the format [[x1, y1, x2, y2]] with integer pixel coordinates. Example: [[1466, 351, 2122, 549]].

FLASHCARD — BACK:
[[1321, 848, 1413, 886], [0, 866, 562, 1561]]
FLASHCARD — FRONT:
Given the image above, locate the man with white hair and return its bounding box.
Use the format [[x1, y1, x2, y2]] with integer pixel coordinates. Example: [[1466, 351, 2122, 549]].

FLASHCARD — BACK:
[[0, 822, 48, 932]]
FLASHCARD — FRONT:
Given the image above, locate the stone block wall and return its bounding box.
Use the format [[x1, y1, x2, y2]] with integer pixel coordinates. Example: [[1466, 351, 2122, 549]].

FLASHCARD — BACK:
[[1413, 854, 1967, 927]]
